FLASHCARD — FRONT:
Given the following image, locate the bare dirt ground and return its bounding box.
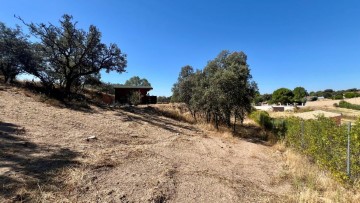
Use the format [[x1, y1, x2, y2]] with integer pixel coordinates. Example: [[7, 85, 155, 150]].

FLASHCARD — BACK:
[[305, 98, 360, 122], [0, 85, 292, 202], [306, 97, 360, 108]]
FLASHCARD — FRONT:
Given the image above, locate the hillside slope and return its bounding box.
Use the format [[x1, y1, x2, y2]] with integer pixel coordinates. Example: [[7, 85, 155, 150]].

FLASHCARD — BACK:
[[0, 85, 291, 202]]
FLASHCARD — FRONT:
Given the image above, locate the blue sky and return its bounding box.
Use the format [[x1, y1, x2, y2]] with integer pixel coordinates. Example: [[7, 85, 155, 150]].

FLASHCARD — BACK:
[[1, 0, 360, 96]]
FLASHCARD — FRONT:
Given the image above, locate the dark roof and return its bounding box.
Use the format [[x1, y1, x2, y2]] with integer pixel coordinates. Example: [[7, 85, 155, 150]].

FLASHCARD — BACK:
[[114, 86, 153, 89]]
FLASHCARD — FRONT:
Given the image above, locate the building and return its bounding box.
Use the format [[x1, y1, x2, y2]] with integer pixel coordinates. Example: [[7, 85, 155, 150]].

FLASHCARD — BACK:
[[114, 86, 156, 104]]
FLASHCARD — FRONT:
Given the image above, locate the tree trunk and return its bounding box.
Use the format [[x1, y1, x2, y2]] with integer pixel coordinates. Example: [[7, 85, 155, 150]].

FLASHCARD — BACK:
[[215, 113, 219, 130], [233, 116, 237, 133], [226, 112, 231, 127], [3, 75, 9, 84], [65, 79, 73, 96], [9, 75, 15, 83]]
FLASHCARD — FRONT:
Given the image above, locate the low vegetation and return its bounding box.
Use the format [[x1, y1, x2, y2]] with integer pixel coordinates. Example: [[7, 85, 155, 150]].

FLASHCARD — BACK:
[[2, 11, 360, 203], [276, 143, 360, 202], [284, 116, 360, 182], [155, 105, 360, 202], [249, 110, 273, 130], [336, 100, 360, 111]]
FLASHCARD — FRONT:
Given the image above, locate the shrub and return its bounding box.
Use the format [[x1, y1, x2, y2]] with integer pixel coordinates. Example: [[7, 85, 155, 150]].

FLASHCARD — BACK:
[[344, 92, 359, 99], [129, 91, 141, 106], [249, 110, 273, 130], [284, 116, 360, 182], [338, 101, 360, 110], [333, 94, 343, 100], [272, 118, 287, 138]]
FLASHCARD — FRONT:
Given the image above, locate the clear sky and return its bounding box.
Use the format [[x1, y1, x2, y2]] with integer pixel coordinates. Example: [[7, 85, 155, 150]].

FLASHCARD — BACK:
[[1, 0, 360, 96]]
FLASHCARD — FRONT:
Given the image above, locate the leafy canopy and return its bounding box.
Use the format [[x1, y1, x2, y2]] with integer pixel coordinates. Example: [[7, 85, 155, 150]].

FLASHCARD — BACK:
[[124, 76, 151, 87], [21, 14, 127, 93], [172, 50, 258, 131], [0, 22, 33, 83], [293, 86, 308, 103], [271, 88, 294, 104]]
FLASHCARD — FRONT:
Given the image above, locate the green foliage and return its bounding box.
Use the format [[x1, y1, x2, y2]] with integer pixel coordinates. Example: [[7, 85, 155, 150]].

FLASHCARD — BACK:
[[285, 117, 360, 182], [124, 76, 151, 87], [293, 87, 308, 103], [271, 118, 287, 138], [177, 65, 195, 106], [249, 111, 273, 130], [129, 91, 141, 106], [171, 50, 258, 131], [254, 93, 272, 105], [338, 101, 360, 110], [344, 92, 359, 99], [0, 22, 33, 83], [21, 14, 127, 93], [333, 94, 343, 100], [323, 89, 334, 98], [248, 111, 286, 139], [271, 88, 294, 104], [157, 96, 171, 103]]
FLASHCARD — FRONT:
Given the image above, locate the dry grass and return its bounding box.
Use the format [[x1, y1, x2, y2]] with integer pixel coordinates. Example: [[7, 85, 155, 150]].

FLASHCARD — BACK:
[[274, 142, 360, 202], [306, 99, 360, 123], [154, 104, 277, 143], [294, 107, 314, 113], [151, 104, 196, 124], [3, 82, 360, 202], [151, 103, 360, 202]]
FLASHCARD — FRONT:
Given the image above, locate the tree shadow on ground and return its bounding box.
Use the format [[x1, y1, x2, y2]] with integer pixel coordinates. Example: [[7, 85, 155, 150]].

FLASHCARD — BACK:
[[116, 106, 276, 146], [117, 106, 200, 136], [0, 121, 79, 201], [18, 81, 101, 114], [232, 124, 276, 146]]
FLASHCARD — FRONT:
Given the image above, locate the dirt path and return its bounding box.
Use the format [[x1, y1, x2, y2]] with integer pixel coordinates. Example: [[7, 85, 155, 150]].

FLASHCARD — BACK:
[[0, 86, 291, 202]]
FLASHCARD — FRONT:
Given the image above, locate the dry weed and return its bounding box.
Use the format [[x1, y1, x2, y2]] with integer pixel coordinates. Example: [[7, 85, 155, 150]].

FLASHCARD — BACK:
[[276, 142, 360, 202]]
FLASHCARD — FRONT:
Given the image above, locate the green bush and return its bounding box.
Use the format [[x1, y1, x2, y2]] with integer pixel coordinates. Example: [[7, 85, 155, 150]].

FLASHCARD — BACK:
[[333, 94, 343, 100], [129, 91, 141, 106], [309, 96, 318, 101], [284, 116, 360, 182], [344, 92, 359, 99], [338, 101, 360, 110], [249, 111, 273, 130], [272, 118, 287, 138]]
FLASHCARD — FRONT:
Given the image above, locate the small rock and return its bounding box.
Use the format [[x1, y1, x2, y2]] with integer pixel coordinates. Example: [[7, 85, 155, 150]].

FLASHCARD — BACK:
[[86, 135, 97, 141]]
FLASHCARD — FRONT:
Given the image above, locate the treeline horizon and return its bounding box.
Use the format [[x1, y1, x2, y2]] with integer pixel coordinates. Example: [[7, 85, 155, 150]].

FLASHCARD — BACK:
[[255, 87, 360, 105]]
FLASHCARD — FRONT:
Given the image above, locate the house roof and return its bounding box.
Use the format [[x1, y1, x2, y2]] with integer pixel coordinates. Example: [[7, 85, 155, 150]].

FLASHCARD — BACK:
[[114, 86, 153, 89], [294, 110, 341, 120]]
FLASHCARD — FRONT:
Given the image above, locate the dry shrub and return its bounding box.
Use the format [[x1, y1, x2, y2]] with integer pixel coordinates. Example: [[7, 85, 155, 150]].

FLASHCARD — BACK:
[[61, 166, 90, 192], [152, 104, 195, 124], [275, 142, 360, 202], [37, 95, 65, 108], [294, 107, 314, 113]]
